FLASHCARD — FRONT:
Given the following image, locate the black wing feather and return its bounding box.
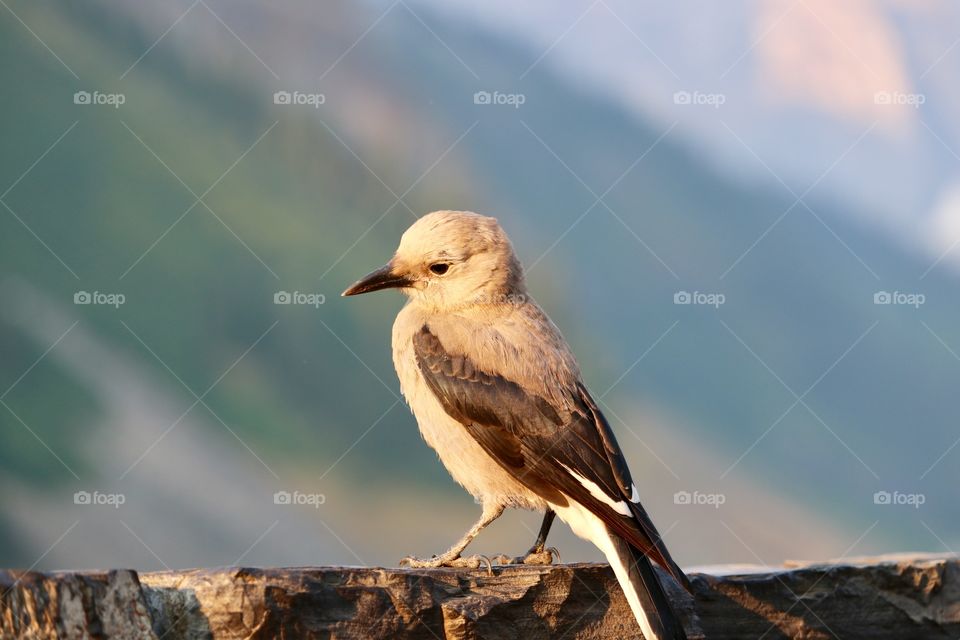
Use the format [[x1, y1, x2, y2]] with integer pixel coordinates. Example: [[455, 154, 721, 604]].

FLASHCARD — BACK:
[[413, 325, 690, 591]]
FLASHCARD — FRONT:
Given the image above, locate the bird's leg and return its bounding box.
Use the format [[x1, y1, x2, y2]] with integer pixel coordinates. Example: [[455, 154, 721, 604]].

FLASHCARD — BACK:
[[400, 502, 505, 573], [527, 508, 558, 559], [493, 509, 560, 565], [529, 508, 556, 554]]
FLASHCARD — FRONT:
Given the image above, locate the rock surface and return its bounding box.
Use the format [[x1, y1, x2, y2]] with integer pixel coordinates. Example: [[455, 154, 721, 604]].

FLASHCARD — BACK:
[[2, 554, 958, 638]]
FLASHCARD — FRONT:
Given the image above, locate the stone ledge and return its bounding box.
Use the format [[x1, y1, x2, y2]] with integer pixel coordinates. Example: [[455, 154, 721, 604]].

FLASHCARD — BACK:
[[2, 554, 958, 638]]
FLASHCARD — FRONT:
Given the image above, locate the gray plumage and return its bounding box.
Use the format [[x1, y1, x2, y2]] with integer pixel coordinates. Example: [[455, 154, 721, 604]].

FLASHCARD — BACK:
[[344, 210, 688, 639]]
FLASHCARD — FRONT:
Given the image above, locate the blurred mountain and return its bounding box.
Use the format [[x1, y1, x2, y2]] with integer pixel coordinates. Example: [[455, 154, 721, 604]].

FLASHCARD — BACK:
[[1, 0, 958, 571], [411, 0, 960, 267]]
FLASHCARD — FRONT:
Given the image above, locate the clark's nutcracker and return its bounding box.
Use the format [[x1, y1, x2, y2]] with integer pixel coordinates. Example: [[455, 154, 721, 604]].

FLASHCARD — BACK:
[[344, 211, 689, 638]]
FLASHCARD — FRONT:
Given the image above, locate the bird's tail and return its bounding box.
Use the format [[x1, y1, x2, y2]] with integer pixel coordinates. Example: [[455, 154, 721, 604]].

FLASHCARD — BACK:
[[604, 527, 688, 639]]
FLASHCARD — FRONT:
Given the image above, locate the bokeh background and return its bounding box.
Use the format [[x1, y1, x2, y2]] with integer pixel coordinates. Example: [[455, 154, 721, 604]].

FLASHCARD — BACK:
[[2, 0, 959, 573]]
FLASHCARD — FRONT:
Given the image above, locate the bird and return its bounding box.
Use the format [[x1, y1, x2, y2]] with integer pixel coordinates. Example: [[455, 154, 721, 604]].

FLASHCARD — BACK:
[[343, 210, 690, 639]]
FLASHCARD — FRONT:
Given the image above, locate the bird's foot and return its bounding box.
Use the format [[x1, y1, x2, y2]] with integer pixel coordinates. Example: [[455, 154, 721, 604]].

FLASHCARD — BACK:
[[492, 546, 560, 566], [399, 553, 493, 574]]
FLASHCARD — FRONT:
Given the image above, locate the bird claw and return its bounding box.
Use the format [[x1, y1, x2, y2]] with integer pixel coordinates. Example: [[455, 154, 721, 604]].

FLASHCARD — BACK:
[[399, 554, 493, 575], [458, 554, 493, 575], [492, 546, 560, 566], [399, 554, 443, 568], [529, 546, 560, 565]]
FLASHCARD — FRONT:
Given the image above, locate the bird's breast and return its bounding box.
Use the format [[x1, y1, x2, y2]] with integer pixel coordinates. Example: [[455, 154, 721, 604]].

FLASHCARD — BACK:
[[391, 306, 544, 509]]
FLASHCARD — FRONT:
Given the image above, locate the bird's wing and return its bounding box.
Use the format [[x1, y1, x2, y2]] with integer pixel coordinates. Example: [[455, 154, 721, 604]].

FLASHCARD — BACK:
[[413, 324, 690, 591]]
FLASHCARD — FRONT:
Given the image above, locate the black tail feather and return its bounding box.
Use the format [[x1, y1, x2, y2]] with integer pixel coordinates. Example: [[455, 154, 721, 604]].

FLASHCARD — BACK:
[[609, 532, 688, 639]]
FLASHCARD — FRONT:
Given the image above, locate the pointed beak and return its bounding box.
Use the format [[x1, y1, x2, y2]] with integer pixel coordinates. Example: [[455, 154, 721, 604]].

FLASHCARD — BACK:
[[341, 263, 413, 297]]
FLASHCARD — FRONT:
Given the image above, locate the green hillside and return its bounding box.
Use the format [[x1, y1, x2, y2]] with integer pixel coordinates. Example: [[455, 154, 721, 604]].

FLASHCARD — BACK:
[[0, 2, 433, 489], [1, 1, 958, 561]]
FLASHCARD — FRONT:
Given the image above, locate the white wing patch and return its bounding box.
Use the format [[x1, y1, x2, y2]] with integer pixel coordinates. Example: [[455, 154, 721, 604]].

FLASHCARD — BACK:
[[561, 464, 632, 516], [630, 483, 640, 503]]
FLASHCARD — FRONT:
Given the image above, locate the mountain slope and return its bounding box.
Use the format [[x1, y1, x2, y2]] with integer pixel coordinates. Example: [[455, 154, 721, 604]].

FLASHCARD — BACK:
[[2, 0, 958, 568]]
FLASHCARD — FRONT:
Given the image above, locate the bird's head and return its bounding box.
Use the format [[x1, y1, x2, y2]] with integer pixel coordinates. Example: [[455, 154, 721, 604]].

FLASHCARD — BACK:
[[342, 210, 526, 312]]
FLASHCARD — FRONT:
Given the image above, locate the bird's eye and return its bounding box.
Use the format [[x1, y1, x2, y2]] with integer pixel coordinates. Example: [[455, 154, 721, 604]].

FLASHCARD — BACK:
[[429, 263, 450, 275]]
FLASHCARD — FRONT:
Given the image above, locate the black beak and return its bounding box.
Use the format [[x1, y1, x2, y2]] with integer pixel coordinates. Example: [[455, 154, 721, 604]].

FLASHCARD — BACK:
[[341, 263, 413, 296]]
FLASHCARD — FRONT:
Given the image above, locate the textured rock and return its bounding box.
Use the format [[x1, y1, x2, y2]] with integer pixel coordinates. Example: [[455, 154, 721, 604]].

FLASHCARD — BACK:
[[2, 554, 959, 638], [0, 569, 155, 639]]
